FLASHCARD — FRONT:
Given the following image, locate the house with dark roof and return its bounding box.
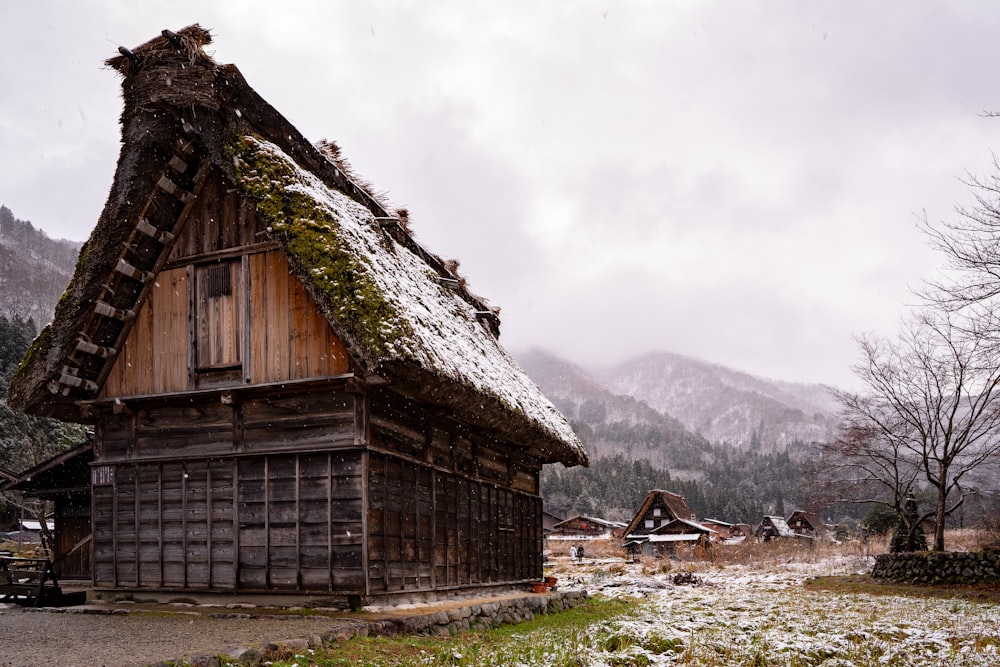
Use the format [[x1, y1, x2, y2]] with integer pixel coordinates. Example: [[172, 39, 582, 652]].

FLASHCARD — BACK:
[[755, 515, 798, 541], [621, 489, 695, 539], [7, 25, 586, 605], [549, 515, 626, 539], [786, 510, 831, 541]]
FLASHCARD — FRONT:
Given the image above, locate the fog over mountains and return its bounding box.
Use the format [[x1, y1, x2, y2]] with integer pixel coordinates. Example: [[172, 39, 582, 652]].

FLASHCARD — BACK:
[[0, 202, 840, 463], [518, 348, 839, 457]]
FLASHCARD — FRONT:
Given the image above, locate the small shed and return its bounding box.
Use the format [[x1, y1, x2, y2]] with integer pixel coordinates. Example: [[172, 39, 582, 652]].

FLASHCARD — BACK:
[[622, 489, 695, 538], [0, 442, 93, 578], [6, 25, 587, 604]]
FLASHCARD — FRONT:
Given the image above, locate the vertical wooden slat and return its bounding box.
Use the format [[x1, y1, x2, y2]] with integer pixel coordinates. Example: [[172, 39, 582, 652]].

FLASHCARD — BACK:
[[206, 462, 213, 589], [242, 255, 251, 384], [134, 469, 141, 587], [181, 462, 188, 589], [327, 450, 334, 591], [295, 454, 302, 591], [187, 264, 197, 389], [158, 463, 164, 588], [112, 470, 119, 588], [232, 458, 239, 590], [264, 456, 271, 590]]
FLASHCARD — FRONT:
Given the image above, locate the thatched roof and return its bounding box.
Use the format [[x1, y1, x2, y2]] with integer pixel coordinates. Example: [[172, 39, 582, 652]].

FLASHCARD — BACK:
[[622, 489, 695, 537], [7, 25, 587, 467]]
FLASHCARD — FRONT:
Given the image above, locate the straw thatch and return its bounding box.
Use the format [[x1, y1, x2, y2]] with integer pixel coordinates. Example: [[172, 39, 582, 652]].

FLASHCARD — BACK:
[[8, 25, 586, 467]]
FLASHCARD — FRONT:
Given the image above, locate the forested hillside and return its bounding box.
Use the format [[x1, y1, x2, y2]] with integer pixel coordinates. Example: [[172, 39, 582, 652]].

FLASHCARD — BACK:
[[0, 315, 86, 475], [0, 205, 82, 324], [519, 350, 844, 527]]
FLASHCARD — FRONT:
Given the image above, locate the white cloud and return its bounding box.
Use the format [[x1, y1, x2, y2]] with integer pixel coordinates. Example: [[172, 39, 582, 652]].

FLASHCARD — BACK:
[[3, 0, 1000, 388]]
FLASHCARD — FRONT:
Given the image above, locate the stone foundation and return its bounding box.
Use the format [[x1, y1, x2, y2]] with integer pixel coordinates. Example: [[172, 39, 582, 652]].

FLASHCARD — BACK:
[[872, 551, 1000, 584]]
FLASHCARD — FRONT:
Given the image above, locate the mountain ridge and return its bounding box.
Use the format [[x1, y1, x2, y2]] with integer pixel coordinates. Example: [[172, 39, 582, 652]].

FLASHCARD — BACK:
[[518, 348, 838, 454]]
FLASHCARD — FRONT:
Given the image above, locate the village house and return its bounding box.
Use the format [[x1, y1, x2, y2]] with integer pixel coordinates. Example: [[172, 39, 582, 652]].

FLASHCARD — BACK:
[[638, 518, 713, 557], [549, 515, 626, 539], [6, 26, 587, 605], [755, 515, 799, 542], [621, 489, 695, 539], [786, 510, 831, 541], [0, 441, 93, 579]]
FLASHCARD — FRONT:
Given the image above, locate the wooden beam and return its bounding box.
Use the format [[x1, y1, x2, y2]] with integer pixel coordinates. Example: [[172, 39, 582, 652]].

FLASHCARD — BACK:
[[135, 216, 176, 244], [75, 338, 116, 359], [114, 258, 154, 284], [93, 300, 135, 322]]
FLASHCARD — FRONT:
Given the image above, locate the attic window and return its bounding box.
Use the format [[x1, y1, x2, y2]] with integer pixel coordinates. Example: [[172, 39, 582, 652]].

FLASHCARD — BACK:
[[195, 261, 243, 370], [202, 264, 232, 298]]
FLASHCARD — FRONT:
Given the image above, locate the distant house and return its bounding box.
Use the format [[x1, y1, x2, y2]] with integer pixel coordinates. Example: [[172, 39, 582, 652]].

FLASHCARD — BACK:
[[755, 515, 799, 541], [6, 25, 587, 605], [786, 510, 830, 541], [542, 511, 565, 535], [622, 490, 695, 539], [701, 518, 735, 540], [550, 515, 626, 539], [629, 518, 712, 558]]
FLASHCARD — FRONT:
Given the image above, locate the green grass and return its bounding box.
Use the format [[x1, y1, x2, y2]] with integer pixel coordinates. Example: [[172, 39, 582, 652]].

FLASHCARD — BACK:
[[262, 596, 642, 667]]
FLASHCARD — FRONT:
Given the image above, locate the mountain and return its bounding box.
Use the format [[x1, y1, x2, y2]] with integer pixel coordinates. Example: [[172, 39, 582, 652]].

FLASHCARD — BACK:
[[596, 351, 837, 452], [0, 205, 82, 325], [517, 349, 715, 474], [520, 348, 838, 455], [519, 349, 817, 523]]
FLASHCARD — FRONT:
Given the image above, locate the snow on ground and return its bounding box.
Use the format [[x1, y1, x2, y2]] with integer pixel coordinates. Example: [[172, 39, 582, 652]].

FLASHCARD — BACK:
[[551, 554, 1000, 666]]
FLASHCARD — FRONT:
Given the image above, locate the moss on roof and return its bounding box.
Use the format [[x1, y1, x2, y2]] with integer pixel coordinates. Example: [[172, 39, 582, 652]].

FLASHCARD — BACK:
[[232, 135, 413, 362]]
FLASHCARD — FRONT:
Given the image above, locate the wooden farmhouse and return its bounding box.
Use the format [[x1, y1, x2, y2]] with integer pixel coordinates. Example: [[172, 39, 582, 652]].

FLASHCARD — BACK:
[[635, 518, 712, 557], [549, 515, 626, 539], [7, 26, 587, 605], [621, 489, 695, 539], [786, 510, 831, 541], [755, 515, 797, 541]]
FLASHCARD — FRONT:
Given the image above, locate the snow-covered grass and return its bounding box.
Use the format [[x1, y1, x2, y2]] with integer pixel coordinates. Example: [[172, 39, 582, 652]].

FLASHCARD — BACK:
[[268, 544, 1000, 666]]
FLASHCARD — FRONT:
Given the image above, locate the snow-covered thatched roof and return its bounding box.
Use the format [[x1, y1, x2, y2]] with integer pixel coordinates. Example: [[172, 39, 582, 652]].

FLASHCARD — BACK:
[[6, 25, 587, 467]]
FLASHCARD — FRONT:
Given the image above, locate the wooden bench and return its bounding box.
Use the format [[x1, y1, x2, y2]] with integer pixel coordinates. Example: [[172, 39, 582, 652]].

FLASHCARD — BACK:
[[0, 557, 62, 607]]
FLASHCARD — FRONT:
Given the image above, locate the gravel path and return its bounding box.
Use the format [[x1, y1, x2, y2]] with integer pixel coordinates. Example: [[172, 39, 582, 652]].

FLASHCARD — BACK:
[[0, 604, 344, 667]]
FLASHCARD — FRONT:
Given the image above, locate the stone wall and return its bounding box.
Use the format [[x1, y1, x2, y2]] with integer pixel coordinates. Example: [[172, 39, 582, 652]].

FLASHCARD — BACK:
[[872, 551, 1000, 584]]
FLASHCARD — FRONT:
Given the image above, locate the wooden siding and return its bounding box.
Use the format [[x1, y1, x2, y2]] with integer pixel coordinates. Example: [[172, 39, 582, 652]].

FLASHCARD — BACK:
[[167, 168, 270, 261], [366, 451, 542, 594], [95, 388, 358, 463], [247, 251, 350, 384], [100, 252, 350, 399], [93, 451, 365, 593], [102, 266, 189, 397]]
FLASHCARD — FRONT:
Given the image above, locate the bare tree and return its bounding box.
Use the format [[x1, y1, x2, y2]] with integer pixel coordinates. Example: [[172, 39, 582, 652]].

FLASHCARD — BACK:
[[921, 157, 1000, 343], [820, 415, 929, 548], [835, 311, 1000, 551]]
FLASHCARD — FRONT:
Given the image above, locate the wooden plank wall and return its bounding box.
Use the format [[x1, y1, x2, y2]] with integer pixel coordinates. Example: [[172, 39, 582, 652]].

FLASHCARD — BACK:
[[167, 168, 268, 261], [366, 451, 542, 594], [247, 252, 350, 384], [100, 250, 350, 399], [92, 451, 365, 593], [102, 267, 189, 397]]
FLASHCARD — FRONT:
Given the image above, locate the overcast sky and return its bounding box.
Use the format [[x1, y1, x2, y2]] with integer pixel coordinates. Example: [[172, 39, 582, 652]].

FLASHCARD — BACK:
[[3, 1, 999, 388]]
